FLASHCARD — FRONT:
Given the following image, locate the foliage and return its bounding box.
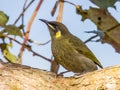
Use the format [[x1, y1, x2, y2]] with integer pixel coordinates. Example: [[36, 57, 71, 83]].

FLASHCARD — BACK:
[[0, 11, 9, 27], [90, 0, 119, 9]]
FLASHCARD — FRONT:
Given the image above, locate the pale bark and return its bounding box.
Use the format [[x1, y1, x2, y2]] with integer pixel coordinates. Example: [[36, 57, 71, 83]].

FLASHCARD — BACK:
[[0, 61, 120, 90]]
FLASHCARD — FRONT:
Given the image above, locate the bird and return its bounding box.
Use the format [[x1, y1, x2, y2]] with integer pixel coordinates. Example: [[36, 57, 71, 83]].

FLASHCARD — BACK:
[[39, 19, 103, 74]]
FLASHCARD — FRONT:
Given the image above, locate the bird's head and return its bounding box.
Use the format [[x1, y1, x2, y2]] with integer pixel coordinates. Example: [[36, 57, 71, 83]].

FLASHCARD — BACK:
[[39, 19, 71, 40]]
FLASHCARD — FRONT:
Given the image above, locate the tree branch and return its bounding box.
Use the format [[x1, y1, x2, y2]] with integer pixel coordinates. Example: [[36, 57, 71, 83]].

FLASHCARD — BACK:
[[0, 61, 120, 90], [18, 0, 43, 63], [56, 0, 64, 22], [13, 0, 35, 25]]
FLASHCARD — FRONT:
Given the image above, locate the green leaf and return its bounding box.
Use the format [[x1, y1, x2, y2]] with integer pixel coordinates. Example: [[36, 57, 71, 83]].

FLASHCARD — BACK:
[[90, 0, 119, 9], [0, 43, 18, 63], [76, 5, 87, 21], [4, 25, 23, 37], [0, 11, 9, 27]]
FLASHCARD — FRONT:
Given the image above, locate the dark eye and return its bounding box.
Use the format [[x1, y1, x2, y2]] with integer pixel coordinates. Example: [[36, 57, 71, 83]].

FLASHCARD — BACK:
[[51, 24, 59, 32], [48, 23, 60, 33], [54, 26, 59, 31]]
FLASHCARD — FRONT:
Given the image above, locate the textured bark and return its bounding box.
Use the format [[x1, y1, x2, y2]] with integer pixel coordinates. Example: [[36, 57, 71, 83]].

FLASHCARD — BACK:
[[0, 61, 120, 90]]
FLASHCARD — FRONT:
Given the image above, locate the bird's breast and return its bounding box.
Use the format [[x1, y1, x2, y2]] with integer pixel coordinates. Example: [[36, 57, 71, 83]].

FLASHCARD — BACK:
[[51, 39, 97, 73]]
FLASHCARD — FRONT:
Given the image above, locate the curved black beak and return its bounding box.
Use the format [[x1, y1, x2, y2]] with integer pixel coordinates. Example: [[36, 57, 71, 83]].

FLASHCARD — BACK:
[[39, 19, 56, 31], [39, 19, 49, 25]]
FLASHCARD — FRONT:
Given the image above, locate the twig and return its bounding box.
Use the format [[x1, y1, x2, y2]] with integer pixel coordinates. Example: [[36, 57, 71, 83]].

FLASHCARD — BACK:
[[18, 0, 43, 63], [6, 36, 51, 62], [84, 35, 98, 44], [30, 49, 51, 62], [58, 70, 70, 76], [28, 39, 51, 46], [21, 0, 28, 35], [51, 1, 59, 16], [64, 0, 76, 6], [56, 0, 64, 22], [14, 0, 35, 25]]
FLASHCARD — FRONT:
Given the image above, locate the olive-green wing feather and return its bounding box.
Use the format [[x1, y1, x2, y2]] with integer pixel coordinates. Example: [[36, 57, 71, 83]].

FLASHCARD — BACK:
[[68, 35, 103, 68]]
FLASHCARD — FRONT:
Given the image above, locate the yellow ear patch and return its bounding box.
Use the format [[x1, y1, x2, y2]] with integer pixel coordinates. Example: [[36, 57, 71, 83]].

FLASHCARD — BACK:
[[56, 31, 61, 38]]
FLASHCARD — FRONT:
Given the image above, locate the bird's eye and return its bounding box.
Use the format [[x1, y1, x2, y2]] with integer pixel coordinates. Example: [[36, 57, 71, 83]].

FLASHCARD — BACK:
[[50, 24, 59, 32], [48, 23, 59, 31], [54, 26, 59, 32]]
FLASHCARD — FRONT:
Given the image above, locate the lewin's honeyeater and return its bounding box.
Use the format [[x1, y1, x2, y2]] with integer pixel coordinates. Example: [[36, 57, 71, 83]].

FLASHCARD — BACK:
[[40, 19, 103, 73]]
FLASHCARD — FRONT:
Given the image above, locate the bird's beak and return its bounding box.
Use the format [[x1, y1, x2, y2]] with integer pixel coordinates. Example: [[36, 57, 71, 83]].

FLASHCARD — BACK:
[[39, 19, 55, 30], [39, 19, 61, 38], [39, 19, 49, 25]]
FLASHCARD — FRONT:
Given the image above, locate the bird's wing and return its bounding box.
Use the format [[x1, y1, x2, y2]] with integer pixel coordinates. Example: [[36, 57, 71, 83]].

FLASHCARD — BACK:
[[68, 35, 103, 68]]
